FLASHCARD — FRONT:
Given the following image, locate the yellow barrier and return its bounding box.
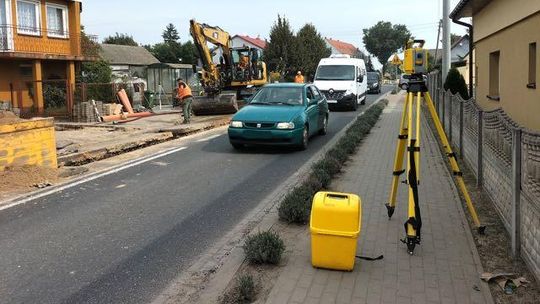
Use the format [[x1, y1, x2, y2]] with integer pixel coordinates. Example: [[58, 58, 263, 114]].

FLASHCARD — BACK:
[[0, 118, 57, 171]]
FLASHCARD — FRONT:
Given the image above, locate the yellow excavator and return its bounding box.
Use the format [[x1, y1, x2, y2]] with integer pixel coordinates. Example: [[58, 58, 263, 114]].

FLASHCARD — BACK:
[[189, 19, 268, 115]]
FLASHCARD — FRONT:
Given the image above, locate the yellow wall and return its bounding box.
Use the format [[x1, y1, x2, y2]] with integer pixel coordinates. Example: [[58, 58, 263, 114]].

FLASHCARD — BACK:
[[475, 12, 540, 130], [474, 0, 540, 42], [8, 0, 82, 57], [0, 118, 57, 170]]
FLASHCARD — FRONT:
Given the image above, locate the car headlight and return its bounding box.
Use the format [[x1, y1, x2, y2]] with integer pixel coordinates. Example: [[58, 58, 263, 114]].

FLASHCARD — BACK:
[[344, 89, 354, 96], [230, 121, 243, 128], [276, 122, 295, 130]]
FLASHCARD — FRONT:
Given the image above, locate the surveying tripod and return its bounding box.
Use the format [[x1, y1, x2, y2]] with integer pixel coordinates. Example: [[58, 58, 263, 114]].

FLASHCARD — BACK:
[[385, 75, 485, 255]]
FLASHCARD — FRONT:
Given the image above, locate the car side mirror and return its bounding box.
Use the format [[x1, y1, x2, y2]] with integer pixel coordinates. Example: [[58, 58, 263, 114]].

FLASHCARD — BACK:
[[357, 75, 364, 83]]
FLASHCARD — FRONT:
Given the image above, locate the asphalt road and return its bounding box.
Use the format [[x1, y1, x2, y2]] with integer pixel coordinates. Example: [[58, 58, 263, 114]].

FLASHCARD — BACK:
[[0, 86, 392, 304]]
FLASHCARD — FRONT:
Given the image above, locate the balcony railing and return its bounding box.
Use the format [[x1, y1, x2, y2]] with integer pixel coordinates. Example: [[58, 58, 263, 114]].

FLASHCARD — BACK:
[[0, 24, 99, 58]]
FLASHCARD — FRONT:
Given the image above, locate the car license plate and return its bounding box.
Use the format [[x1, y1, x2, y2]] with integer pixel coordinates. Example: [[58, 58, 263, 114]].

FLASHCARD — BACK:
[[327, 100, 337, 104]]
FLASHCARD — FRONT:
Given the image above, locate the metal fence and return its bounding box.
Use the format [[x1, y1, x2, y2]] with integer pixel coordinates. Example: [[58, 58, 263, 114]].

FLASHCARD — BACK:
[[427, 72, 540, 280]]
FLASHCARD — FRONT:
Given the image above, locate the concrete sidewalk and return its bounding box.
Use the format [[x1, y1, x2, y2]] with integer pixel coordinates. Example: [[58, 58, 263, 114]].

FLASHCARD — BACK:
[[265, 93, 493, 304]]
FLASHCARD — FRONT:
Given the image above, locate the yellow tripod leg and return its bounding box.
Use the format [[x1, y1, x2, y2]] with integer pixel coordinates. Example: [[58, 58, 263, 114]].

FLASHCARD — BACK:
[[423, 92, 485, 234], [386, 93, 410, 218], [404, 93, 422, 254]]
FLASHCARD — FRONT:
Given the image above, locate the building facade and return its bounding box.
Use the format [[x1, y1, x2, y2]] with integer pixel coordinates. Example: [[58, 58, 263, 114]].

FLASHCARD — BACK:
[[452, 0, 540, 130], [0, 0, 97, 117]]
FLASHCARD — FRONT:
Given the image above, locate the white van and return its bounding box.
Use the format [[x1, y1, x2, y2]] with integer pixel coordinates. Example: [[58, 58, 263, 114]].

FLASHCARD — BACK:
[[313, 54, 368, 111]]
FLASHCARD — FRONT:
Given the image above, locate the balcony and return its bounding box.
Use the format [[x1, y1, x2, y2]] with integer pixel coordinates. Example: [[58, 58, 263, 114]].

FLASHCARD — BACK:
[[0, 25, 99, 60]]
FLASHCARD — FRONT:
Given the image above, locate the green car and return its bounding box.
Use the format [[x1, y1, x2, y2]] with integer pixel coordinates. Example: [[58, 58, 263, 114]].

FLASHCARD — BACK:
[[228, 83, 330, 150]]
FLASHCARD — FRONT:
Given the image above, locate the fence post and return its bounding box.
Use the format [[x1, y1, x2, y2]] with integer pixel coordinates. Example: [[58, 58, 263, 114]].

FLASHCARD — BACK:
[[449, 94, 453, 142], [459, 99, 464, 158], [442, 91, 446, 132], [477, 110, 483, 188], [511, 128, 522, 258]]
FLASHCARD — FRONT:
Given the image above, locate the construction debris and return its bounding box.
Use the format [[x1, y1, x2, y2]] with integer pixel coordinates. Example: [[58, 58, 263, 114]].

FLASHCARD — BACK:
[[481, 272, 530, 294]]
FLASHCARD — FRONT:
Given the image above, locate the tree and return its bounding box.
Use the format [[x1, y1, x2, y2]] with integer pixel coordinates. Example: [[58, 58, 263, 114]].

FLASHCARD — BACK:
[[444, 68, 469, 99], [362, 21, 411, 74], [162, 23, 180, 44], [265, 15, 296, 78], [103, 32, 138, 46], [146, 24, 196, 64], [292, 24, 331, 81]]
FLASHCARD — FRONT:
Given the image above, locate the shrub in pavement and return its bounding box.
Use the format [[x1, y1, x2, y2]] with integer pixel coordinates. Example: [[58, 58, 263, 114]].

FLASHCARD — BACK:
[[243, 230, 285, 265], [235, 274, 256, 303], [278, 184, 315, 224]]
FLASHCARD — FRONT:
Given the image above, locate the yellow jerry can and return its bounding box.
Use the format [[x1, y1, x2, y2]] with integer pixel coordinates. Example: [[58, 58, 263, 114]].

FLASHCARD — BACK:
[[310, 191, 361, 271]]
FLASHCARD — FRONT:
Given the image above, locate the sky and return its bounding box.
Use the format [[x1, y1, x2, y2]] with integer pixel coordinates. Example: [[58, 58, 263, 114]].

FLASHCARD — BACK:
[[81, 0, 466, 67]]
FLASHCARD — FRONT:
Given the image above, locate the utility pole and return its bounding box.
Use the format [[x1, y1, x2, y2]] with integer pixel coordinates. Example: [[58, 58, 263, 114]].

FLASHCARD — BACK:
[[442, 0, 451, 82], [434, 20, 442, 68]]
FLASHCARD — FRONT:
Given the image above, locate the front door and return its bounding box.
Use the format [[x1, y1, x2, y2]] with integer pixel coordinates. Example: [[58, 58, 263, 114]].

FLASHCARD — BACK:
[[306, 86, 319, 134]]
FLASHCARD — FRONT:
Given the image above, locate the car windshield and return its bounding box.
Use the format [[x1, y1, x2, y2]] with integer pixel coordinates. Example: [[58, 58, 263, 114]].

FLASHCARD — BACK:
[[315, 65, 355, 81], [367, 73, 378, 82], [250, 87, 304, 105]]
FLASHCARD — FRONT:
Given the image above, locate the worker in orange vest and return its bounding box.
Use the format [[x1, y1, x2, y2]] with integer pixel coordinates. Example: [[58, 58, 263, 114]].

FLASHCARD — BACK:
[[294, 71, 305, 84], [176, 78, 193, 124]]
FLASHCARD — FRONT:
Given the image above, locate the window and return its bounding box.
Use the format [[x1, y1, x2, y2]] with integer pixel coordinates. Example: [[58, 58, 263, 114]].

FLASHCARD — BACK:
[[16, 0, 40, 36], [488, 51, 500, 100], [529, 42, 537, 89], [46, 3, 68, 38]]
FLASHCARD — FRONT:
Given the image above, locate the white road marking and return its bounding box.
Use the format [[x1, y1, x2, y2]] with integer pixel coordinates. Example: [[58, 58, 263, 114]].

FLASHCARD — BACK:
[[196, 134, 222, 142], [0, 146, 188, 212]]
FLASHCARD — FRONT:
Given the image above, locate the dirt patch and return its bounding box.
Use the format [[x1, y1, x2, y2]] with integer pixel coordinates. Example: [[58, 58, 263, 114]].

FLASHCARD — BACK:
[[461, 163, 540, 303], [0, 111, 23, 124], [0, 165, 58, 194]]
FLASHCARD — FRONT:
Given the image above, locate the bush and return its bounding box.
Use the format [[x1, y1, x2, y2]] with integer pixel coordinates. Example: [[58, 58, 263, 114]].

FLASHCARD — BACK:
[[278, 184, 314, 223], [235, 274, 256, 303], [444, 68, 469, 99], [43, 85, 66, 109], [243, 230, 285, 265]]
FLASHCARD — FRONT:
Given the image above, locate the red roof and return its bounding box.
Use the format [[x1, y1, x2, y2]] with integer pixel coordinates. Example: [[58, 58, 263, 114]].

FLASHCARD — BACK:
[[326, 38, 359, 56], [234, 35, 267, 49]]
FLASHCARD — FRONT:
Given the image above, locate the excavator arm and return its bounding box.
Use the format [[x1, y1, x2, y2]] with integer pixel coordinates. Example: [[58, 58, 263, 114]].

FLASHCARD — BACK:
[[189, 19, 232, 94]]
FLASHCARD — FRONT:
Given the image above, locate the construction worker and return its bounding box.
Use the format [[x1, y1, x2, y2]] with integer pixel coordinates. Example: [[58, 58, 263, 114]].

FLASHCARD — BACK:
[[176, 78, 193, 124], [294, 71, 305, 84]]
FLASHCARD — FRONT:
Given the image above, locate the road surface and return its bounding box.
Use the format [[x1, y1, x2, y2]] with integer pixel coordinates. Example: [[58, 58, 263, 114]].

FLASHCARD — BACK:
[[0, 87, 392, 304]]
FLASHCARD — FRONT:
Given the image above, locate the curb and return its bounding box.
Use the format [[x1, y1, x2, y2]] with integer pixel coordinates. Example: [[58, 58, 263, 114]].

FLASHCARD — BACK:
[[152, 91, 392, 304]]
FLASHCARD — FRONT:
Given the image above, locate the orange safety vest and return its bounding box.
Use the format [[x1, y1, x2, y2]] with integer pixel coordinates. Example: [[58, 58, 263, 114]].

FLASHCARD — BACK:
[[177, 82, 192, 100], [294, 75, 304, 83]]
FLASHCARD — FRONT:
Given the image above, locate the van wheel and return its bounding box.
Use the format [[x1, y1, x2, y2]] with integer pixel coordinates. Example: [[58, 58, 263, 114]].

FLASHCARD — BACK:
[[351, 97, 358, 111], [360, 96, 366, 105]]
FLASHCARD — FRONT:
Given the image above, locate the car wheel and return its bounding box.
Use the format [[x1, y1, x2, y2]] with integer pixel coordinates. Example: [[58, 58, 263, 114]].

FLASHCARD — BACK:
[[319, 116, 328, 135], [298, 126, 309, 150], [231, 143, 244, 150], [360, 97, 366, 105]]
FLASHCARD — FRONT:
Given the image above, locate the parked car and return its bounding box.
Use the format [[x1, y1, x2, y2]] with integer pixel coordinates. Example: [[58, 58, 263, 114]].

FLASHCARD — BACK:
[[367, 72, 382, 94], [313, 54, 367, 111], [228, 83, 329, 150]]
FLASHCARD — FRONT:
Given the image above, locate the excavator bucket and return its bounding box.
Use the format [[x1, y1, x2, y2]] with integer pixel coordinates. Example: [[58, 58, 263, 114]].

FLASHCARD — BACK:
[[192, 93, 239, 115]]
